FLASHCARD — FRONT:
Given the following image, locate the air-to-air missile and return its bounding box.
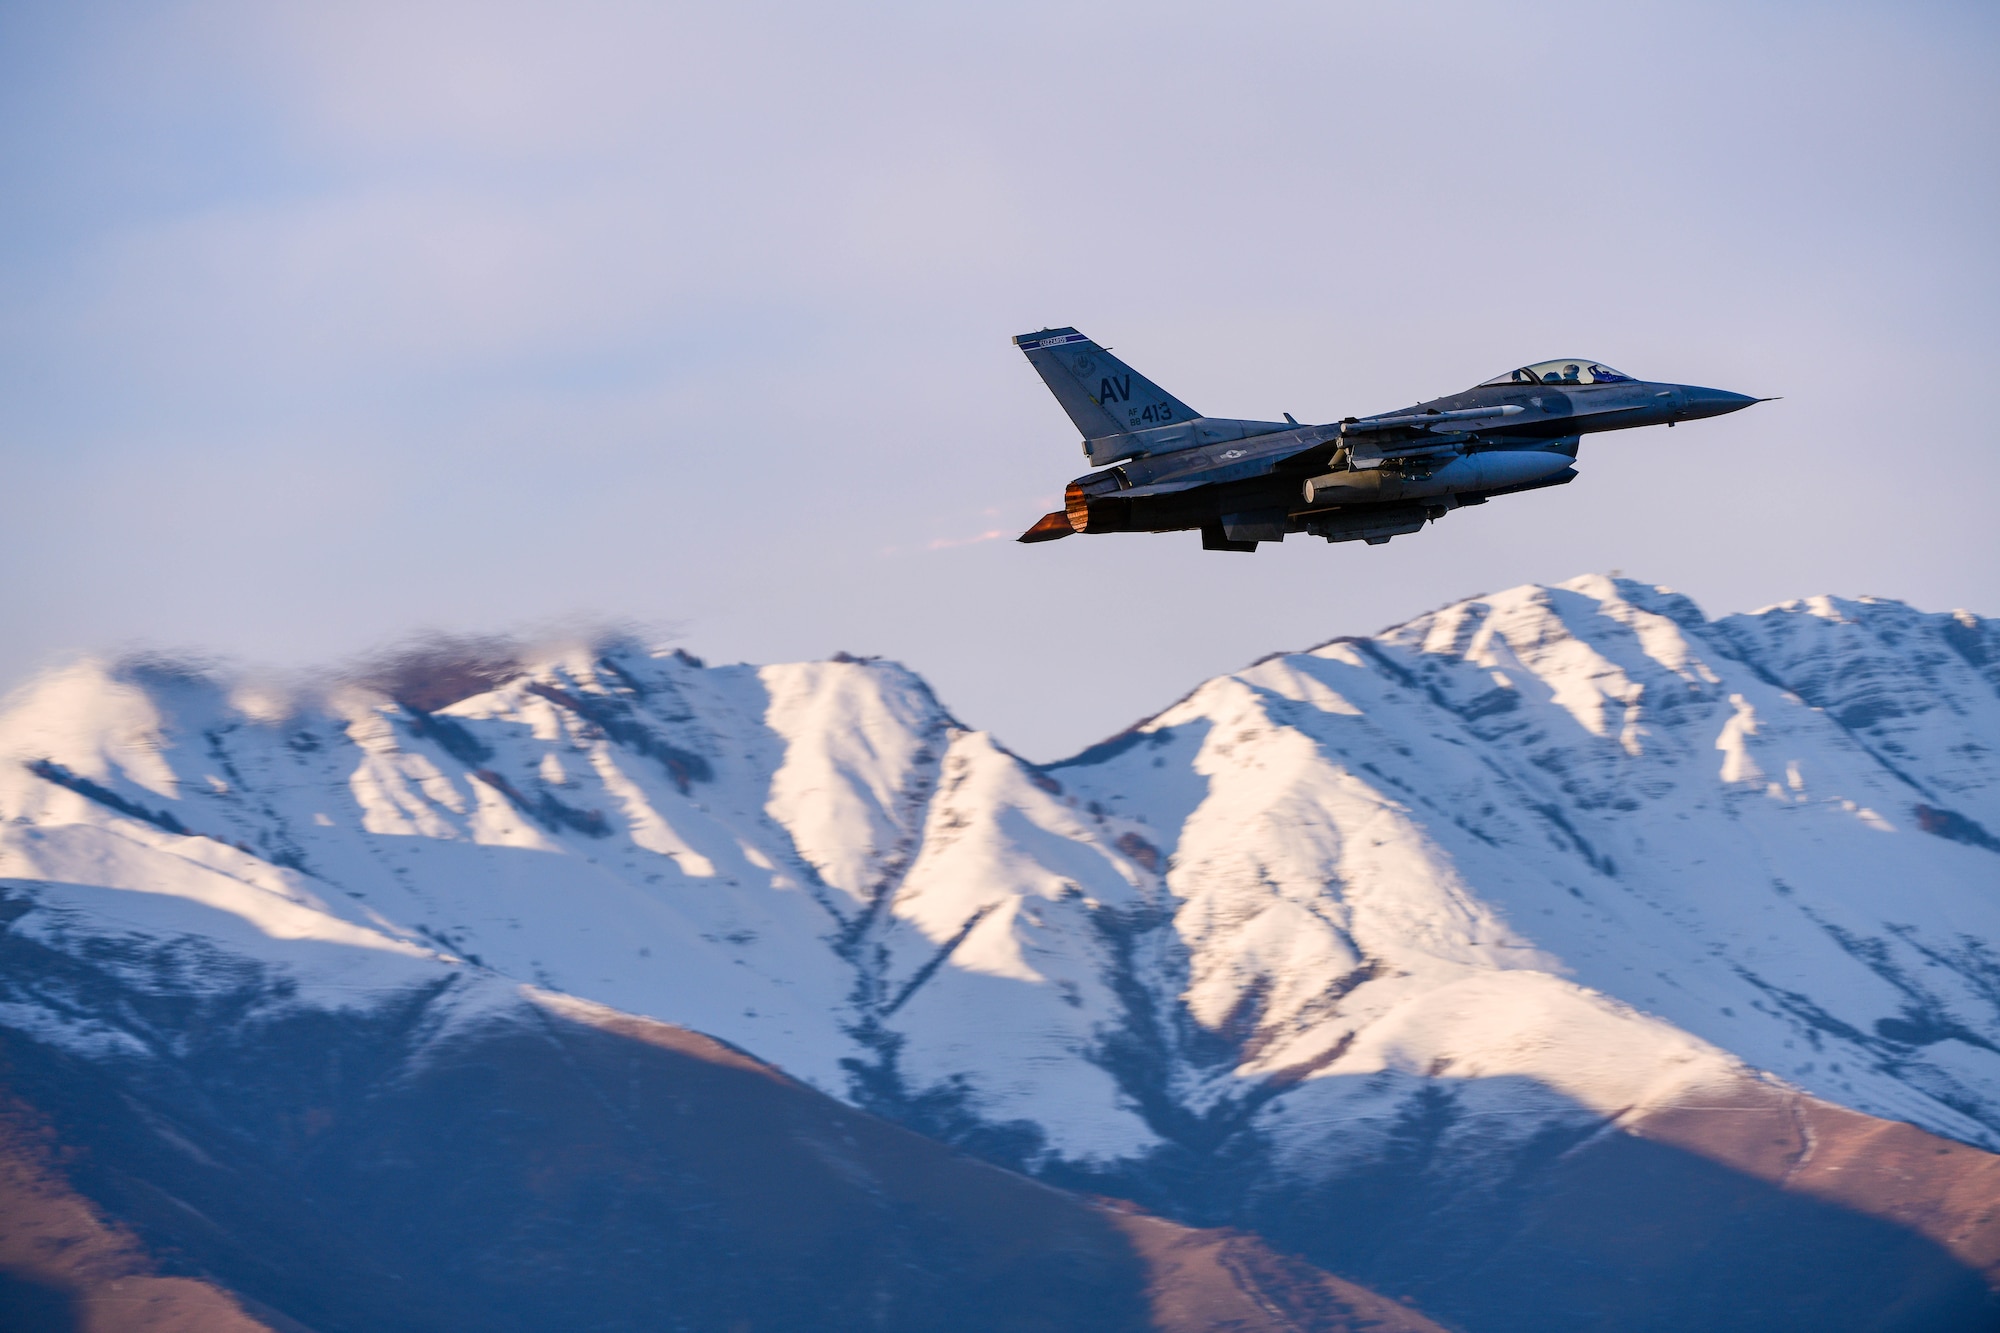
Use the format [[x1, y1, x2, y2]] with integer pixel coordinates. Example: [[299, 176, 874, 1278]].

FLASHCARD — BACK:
[[1013, 327, 1769, 551]]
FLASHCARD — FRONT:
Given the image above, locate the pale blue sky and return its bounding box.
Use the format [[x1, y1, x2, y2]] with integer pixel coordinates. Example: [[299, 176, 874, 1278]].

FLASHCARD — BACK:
[[3, 1, 1995, 759]]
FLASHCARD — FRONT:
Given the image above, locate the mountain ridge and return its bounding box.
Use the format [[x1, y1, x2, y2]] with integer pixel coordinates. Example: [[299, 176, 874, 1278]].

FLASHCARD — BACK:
[[3, 573, 1999, 1330]]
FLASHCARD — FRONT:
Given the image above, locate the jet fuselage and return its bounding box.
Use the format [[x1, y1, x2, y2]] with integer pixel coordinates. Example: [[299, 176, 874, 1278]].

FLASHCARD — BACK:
[[1013, 330, 1763, 550]]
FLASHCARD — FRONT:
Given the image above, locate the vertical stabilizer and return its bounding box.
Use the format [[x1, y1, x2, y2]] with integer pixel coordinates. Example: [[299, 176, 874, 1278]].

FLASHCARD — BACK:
[[1013, 328, 1199, 456]]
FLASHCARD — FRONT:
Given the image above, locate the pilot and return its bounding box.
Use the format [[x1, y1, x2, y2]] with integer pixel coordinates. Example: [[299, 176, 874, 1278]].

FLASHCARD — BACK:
[[1561, 364, 1582, 383]]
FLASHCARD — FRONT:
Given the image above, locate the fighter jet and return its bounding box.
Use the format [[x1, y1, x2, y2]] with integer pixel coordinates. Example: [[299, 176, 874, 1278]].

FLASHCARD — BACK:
[[1014, 327, 1767, 550]]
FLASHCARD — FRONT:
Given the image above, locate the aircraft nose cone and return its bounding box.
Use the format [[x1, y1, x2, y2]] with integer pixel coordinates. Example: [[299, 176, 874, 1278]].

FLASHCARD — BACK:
[[1679, 386, 1761, 420]]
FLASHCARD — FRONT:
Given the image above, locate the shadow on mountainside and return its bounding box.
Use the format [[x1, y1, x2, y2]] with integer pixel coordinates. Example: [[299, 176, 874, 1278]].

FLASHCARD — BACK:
[[1246, 1079, 1999, 1333], [0, 906, 1437, 1333], [1, 871, 1997, 1331], [0, 1273, 77, 1333], [1033, 1065, 2000, 1333], [6, 862, 2000, 1333]]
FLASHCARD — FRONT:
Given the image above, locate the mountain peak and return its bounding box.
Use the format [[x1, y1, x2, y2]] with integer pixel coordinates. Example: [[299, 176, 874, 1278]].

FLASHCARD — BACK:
[[4, 581, 2000, 1329]]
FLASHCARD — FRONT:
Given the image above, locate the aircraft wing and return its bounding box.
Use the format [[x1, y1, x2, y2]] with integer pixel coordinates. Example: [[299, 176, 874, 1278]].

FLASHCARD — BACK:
[[1114, 476, 1215, 500], [1341, 405, 1524, 437], [1017, 426, 1335, 544]]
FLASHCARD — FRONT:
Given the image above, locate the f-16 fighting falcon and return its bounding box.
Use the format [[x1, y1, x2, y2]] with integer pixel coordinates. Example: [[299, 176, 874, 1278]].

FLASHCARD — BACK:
[[1014, 327, 1768, 550]]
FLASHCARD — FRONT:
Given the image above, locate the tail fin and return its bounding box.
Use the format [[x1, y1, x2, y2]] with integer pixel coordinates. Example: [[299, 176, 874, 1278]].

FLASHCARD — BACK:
[[1014, 328, 1199, 453]]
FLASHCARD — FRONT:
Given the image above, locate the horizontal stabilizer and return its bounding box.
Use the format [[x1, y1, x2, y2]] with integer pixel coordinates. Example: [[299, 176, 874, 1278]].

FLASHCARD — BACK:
[[1116, 475, 1213, 500]]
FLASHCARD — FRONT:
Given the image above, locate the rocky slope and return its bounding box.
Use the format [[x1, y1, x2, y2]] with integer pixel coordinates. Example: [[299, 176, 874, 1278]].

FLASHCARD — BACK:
[[0, 923, 1429, 1333], [2, 575, 1997, 1330]]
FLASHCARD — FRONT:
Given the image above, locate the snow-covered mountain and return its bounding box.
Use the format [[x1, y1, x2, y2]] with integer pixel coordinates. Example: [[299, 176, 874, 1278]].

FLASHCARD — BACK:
[[4, 575, 1999, 1330]]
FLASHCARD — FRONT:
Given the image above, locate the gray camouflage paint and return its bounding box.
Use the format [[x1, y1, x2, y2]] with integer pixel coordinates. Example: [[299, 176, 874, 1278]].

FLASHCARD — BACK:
[[1014, 328, 1763, 550]]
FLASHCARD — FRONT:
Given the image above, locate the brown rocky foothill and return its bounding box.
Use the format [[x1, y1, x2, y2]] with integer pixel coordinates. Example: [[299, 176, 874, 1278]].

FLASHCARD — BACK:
[[0, 1004, 1440, 1333], [0, 1095, 277, 1333], [1630, 1082, 2000, 1283]]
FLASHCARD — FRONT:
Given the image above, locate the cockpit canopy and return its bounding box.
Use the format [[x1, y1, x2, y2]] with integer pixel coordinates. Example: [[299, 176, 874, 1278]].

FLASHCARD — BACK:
[[1479, 359, 1632, 387]]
